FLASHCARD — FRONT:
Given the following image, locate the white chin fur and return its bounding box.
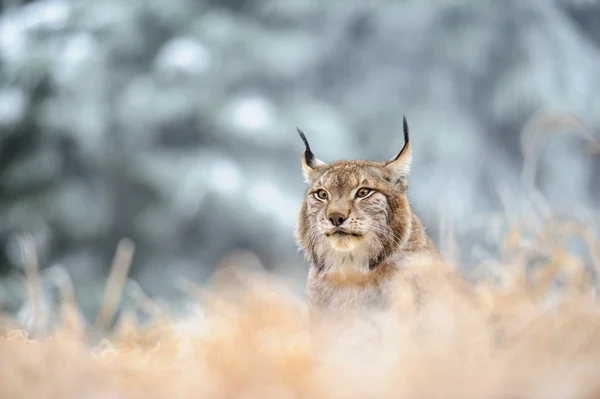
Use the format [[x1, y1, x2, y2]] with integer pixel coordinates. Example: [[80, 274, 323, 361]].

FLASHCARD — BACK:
[[320, 237, 371, 276], [328, 236, 360, 251]]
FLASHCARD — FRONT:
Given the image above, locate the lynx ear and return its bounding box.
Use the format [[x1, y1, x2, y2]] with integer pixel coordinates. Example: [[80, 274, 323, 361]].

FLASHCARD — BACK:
[[297, 128, 326, 183], [384, 115, 412, 177]]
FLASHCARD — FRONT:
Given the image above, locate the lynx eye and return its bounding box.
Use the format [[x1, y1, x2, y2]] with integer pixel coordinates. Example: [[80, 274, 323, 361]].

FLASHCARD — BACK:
[[355, 187, 373, 199], [314, 189, 329, 201]]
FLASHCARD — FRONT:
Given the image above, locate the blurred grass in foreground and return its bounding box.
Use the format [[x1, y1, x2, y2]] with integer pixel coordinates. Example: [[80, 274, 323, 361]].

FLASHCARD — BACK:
[[1, 110, 600, 399]]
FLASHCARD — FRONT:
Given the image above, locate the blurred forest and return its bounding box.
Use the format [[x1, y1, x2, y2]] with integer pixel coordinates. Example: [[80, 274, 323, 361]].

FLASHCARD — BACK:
[[1, 0, 599, 320]]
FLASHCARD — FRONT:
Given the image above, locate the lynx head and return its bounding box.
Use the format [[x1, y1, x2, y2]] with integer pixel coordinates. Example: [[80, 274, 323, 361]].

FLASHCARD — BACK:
[[295, 117, 415, 277]]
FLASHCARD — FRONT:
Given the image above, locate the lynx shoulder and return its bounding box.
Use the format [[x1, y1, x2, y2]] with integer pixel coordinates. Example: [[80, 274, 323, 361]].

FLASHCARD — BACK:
[[294, 117, 440, 316]]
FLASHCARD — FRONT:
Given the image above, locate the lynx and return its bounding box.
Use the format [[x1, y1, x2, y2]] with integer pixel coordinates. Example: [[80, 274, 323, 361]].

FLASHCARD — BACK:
[[295, 117, 440, 317]]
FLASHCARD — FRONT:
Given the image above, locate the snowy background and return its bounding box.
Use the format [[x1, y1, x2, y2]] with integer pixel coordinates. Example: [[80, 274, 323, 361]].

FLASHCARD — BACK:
[[1, 0, 599, 320]]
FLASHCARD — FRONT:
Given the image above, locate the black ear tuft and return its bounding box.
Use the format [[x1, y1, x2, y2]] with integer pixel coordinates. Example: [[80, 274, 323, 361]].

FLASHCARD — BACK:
[[389, 115, 410, 163], [403, 115, 409, 145], [297, 127, 310, 150], [297, 127, 315, 166]]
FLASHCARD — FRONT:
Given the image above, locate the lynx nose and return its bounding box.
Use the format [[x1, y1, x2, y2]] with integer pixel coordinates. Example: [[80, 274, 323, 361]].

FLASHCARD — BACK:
[[328, 212, 347, 227]]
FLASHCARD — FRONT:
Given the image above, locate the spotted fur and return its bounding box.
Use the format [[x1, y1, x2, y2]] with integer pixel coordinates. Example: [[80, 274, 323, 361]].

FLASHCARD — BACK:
[[295, 120, 439, 316]]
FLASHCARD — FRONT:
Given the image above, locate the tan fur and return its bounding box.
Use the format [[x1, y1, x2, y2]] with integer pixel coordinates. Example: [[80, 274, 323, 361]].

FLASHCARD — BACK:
[[295, 124, 441, 319]]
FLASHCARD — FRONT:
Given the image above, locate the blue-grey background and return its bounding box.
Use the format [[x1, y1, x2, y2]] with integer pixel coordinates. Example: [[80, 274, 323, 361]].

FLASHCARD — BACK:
[[1, 0, 599, 321]]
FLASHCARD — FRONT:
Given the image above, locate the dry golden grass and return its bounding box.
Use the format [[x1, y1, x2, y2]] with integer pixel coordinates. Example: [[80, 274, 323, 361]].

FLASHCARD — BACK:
[[1, 215, 600, 399], [1, 110, 599, 399]]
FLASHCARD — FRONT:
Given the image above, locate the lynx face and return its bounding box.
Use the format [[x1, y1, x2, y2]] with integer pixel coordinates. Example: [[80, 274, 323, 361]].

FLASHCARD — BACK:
[[295, 118, 414, 277]]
